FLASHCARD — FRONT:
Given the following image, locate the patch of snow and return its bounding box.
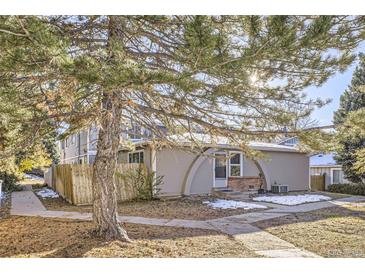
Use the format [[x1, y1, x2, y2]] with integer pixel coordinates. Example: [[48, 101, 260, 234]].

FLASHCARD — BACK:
[[36, 188, 59, 198], [253, 194, 331, 205], [24, 173, 43, 181], [203, 199, 267, 209]]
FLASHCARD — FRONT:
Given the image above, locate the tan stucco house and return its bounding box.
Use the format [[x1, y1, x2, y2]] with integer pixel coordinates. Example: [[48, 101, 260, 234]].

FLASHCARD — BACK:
[[117, 134, 310, 197], [57, 130, 310, 197]]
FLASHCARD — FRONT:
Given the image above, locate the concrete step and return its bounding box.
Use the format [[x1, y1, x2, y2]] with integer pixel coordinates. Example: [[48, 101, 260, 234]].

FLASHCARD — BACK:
[[212, 188, 258, 199]]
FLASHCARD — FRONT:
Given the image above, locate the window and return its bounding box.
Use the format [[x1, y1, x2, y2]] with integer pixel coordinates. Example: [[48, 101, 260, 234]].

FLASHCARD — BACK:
[[65, 137, 69, 148], [229, 153, 242, 177], [129, 123, 142, 140], [332, 169, 342, 184], [128, 151, 144, 164]]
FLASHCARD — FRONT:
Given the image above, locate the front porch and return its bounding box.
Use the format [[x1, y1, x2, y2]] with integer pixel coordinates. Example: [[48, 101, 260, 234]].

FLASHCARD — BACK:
[[212, 151, 265, 198]]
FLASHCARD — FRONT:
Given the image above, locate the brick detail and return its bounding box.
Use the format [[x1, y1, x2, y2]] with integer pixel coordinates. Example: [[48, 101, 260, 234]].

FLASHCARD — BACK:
[[228, 176, 263, 192]]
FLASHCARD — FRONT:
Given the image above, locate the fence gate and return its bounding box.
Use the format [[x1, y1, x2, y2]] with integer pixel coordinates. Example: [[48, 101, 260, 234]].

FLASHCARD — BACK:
[[310, 174, 325, 191]]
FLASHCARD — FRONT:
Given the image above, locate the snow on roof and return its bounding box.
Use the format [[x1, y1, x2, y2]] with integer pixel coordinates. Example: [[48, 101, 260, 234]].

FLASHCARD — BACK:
[[310, 153, 339, 166], [135, 133, 302, 153]]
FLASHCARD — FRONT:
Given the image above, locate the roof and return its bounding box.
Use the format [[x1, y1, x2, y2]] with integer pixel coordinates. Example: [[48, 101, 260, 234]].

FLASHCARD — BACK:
[[134, 133, 303, 153], [310, 153, 340, 167]]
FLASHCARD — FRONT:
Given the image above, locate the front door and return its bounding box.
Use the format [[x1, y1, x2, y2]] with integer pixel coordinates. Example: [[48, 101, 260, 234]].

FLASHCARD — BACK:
[[214, 153, 227, 188]]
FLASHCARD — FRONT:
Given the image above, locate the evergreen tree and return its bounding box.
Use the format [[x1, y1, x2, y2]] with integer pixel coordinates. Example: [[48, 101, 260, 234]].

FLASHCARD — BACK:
[[0, 83, 53, 176], [1, 16, 364, 240], [334, 54, 365, 183]]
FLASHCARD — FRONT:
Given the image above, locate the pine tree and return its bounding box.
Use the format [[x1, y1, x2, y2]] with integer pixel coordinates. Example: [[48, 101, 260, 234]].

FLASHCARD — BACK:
[[334, 54, 365, 183], [1, 16, 365, 240]]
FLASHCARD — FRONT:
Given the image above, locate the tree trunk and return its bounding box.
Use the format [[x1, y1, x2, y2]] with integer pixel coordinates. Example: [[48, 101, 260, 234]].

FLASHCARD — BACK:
[[92, 91, 130, 242], [253, 159, 268, 190]]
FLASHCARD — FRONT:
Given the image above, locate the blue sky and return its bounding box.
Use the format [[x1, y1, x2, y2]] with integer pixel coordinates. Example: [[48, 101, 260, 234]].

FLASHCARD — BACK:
[[306, 45, 364, 126], [306, 63, 355, 126]]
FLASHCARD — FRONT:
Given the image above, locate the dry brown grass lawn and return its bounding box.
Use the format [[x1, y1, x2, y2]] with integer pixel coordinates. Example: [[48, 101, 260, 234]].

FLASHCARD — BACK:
[[315, 191, 353, 199], [38, 195, 265, 220], [0, 216, 258, 258], [254, 204, 365, 257]]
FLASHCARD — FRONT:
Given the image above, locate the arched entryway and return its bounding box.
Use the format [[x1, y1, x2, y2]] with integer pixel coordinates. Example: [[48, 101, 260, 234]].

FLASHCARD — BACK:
[[182, 148, 271, 195]]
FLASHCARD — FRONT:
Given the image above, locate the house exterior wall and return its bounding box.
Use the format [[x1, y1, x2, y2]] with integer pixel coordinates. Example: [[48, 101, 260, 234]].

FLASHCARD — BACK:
[[261, 151, 309, 191], [59, 133, 86, 164], [242, 158, 260, 176], [310, 166, 350, 188], [58, 127, 98, 165], [116, 146, 310, 197], [156, 148, 199, 196], [189, 156, 214, 194]]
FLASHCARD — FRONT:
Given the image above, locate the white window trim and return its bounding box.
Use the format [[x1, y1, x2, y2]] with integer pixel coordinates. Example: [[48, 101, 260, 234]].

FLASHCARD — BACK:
[[229, 152, 243, 177], [128, 150, 144, 164], [331, 167, 342, 184]]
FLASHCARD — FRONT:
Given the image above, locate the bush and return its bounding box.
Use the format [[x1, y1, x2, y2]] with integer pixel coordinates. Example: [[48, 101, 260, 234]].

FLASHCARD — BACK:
[[116, 166, 163, 200], [327, 183, 365, 196], [0, 172, 23, 192]]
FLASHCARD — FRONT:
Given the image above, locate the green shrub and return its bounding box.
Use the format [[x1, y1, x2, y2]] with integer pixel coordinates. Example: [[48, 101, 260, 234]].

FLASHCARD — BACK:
[[0, 172, 23, 192], [327, 183, 365, 196], [116, 166, 163, 200]]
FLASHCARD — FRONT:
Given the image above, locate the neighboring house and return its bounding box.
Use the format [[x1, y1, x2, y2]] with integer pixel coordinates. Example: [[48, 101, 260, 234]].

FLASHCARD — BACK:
[[310, 153, 350, 188], [279, 136, 350, 189], [118, 134, 310, 197], [58, 123, 167, 164], [58, 127, 99, 164]]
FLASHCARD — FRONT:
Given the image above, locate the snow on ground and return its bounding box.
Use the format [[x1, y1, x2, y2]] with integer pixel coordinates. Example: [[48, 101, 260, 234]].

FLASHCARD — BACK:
[[24, 174, 43, 181], [36, 188, 59, 198], [253, 194, 332, 205], [203, 199, 267, 210]]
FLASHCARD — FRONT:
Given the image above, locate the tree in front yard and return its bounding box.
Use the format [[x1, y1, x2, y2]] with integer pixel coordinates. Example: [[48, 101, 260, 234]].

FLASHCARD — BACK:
[[0, 83, 54, 177], [1, 16, 365, 240], [334, 54, 365, 183]]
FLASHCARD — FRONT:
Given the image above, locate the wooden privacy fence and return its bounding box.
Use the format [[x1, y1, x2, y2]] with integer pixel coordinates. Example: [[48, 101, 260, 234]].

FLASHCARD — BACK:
[[310, 174, 325, 191], [46, 163, 147, 205]]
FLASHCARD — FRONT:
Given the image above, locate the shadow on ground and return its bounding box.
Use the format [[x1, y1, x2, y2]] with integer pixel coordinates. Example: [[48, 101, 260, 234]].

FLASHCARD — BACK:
[[0, 216, 257, 258]]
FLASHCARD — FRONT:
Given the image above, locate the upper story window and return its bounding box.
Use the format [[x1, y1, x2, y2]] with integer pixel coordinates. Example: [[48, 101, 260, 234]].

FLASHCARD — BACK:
[[229, 152, 242, 177], [128, 151, 144, 164], [128, 123, 142, 140]]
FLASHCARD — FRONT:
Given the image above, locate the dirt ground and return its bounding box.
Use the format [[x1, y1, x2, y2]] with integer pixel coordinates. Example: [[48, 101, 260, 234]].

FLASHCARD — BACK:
[[37, 194, 266, 220], [0, 216, 258, 258], [254, 203, 365, 257]]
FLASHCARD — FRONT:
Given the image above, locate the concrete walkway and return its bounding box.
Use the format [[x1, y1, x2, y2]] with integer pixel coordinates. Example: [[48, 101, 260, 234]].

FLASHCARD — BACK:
[[12, 191, 364, 258], [11, 191, 46, 215]]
